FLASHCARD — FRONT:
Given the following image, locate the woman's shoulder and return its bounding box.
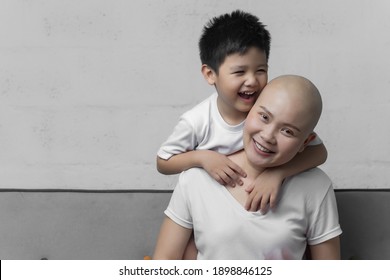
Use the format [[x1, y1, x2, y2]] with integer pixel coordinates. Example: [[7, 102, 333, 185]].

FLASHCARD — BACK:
[[300, 167, 330, 181], [280, 168, 335, 213], [284, 168, 332, 194], [176, 168, 220, 199]]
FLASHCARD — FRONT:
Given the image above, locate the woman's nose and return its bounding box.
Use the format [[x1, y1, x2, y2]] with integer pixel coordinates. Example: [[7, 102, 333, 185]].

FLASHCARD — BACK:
[[260, 126, 276, 144]]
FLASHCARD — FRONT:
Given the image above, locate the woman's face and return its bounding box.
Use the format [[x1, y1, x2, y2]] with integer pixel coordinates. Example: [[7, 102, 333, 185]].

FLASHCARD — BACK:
[[243, 82, 315, 169]]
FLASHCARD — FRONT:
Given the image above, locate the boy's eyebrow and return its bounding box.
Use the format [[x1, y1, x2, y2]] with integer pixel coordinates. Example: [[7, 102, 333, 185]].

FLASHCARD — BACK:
[[230, 63, 268, 70], [259, 105, 301, 132]]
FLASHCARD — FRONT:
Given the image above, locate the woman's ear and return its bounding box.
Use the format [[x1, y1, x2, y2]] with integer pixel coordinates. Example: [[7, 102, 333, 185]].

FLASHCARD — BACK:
[[201, 64, 217, 85], [299, 133, 317, 153]]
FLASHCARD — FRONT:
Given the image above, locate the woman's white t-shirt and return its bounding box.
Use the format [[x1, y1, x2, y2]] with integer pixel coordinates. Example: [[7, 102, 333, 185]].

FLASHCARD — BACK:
[[165, 167, 342, 260]]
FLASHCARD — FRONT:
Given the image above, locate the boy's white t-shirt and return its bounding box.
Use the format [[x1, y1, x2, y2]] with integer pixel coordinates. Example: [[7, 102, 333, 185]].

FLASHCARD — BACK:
[[165, 167, 342, 259], [157, 93, 322, 160]]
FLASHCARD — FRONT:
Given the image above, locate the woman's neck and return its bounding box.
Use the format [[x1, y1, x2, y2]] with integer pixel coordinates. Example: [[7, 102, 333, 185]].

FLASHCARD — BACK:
[[226, 150, 266, 208], [229, 150, 265, 181]]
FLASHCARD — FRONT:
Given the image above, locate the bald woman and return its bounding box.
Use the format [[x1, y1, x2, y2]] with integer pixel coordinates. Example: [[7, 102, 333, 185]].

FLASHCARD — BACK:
[[153, 75, 342, 260]]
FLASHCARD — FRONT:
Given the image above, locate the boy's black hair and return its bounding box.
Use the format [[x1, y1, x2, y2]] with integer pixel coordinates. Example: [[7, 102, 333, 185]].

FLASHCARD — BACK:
[[199, 10, 271, 73]]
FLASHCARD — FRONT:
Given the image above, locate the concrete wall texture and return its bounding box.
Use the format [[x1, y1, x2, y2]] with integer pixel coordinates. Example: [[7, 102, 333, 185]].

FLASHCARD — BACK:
[[1, 0, 389, 190]]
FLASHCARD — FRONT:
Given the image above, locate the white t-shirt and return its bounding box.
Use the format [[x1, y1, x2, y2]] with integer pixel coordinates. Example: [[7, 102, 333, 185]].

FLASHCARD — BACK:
[[165, 167, 342, 260], [157, 93, 322, 160]]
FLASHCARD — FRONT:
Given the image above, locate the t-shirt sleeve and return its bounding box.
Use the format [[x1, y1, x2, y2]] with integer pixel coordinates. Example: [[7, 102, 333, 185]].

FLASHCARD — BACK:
[[164, 172, 193, 229], [307, 185, 342, 245], [157, 114, 198, 160]]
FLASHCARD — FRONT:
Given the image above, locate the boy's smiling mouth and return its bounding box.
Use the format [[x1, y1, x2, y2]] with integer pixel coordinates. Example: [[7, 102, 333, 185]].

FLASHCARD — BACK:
[[238, 91, 257, 99]]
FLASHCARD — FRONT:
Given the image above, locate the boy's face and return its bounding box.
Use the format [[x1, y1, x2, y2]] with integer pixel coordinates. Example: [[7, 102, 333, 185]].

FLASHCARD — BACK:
[[204, 47, 268, 123], [243, 79, 316, 169]]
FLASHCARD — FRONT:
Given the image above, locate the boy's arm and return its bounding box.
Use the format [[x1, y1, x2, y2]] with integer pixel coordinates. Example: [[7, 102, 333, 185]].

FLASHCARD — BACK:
[[157, 151, 203, 175], [245, 143, 327, 212], [157, 150, 247, 187]]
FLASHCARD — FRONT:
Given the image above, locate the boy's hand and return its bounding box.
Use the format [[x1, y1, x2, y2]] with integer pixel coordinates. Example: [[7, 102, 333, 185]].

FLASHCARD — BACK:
[[200, 150, 246, 187], [244, 169, 284, 213]]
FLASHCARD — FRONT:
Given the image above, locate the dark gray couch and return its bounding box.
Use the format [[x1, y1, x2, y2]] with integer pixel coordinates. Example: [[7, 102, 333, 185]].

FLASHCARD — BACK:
[[336, 189, 390, 260], [0, 189, 388, 259]]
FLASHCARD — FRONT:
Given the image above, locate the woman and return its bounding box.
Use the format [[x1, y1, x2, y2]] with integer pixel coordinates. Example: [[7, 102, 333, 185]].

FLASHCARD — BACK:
[[153, 75, 342, 260]]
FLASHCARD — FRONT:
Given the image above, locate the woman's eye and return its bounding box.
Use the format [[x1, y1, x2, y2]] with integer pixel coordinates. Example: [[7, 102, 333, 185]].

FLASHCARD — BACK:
[[282, 128, 294, 136], [259, 113, 268, 121]]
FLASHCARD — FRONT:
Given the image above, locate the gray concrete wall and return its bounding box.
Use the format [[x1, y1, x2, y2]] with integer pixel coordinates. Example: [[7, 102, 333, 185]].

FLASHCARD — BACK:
[[1, 0, 389, 190]]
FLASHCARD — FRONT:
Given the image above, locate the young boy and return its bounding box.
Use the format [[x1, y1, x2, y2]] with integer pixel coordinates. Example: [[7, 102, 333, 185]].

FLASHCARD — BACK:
[[157, 10, 327, 213]]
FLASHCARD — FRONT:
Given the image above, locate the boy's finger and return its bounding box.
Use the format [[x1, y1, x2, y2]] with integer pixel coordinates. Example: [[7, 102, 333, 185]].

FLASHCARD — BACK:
[[259, 195, 271, 214], [244, 197, 251, 210], [245, 184, 254, 192], [219, 171, 234, 187], [214, 174, 227, 186], [227, 168, 243, 186], [244, 192, 254, 210], [250, 197, 261, 212], [246, 192, 259, 211], [236, 179, 244, 186], [224, 168, 240, 185], [260, 205, 269, 215], [228, 161, 247, 178], [260, 201, 269, 214], [269, 195, 277, 209]]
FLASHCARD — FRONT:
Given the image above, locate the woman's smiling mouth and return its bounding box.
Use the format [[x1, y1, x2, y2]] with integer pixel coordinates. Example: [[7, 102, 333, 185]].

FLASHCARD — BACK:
[[254, 139, 274, 154]]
